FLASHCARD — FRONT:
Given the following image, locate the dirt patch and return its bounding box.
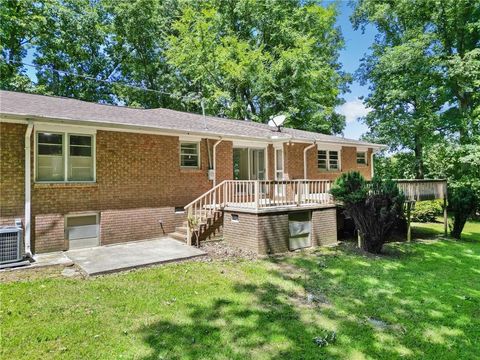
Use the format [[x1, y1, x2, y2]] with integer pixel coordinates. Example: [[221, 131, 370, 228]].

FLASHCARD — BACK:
[[0, 264, 85, 283], [197, 241, 258, 261]]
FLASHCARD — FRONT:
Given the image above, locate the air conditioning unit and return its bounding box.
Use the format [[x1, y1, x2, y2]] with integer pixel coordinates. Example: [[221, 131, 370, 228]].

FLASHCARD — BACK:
[[0, 225, 23, 264]]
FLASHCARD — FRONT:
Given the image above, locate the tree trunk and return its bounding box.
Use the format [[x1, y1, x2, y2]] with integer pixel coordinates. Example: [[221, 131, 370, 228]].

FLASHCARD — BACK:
[[414, 134, 424, 179]]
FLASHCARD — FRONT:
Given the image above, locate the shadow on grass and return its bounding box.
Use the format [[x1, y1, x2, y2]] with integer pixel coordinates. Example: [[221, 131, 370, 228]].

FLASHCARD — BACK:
[[138, 240, 479, 359]]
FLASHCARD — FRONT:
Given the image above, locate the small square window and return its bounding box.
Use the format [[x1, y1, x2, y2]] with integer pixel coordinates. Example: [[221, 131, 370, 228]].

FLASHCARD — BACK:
[[180, 142, 200, 168], [357, 151, 367, 165]]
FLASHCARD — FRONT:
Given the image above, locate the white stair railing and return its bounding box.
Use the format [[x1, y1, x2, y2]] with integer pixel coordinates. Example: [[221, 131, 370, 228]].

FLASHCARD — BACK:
[[184, 179, 334, 245]]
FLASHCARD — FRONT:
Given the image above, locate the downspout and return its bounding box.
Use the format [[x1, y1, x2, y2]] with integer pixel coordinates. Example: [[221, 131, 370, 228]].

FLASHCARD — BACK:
[[24, 121, 33, 257], [212, 138, 223, 188], [303, 141, 316, 179], [370, 151, 375, 178]]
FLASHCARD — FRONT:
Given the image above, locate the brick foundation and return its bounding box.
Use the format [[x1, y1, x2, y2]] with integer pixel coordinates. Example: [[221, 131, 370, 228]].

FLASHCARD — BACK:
[[223, 206, 337, 255]]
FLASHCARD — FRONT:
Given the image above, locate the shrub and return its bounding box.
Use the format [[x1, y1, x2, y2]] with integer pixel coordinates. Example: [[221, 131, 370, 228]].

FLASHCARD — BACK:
[[411, 200, 443, 223], [449, 186, 478, 239], [331, 172, 405, 253]]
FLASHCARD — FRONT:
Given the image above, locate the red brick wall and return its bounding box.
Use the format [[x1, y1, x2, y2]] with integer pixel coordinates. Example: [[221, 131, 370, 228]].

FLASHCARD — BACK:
[[0, 123, 224, 252], [214, 140, 233, 183], [284, 142, 373, 181], [0, 123, 25, 225], [223, 207, 337, 255], [311, 208, 337, 246]]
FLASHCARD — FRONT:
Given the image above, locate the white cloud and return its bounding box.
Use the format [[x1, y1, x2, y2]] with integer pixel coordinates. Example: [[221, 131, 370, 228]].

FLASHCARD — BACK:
[[336, 99, 371, 123]]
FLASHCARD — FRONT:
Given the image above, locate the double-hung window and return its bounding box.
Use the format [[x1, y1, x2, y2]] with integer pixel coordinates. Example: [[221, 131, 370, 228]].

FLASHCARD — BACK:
[[180, 142, 200, 168], [317, 150, 340, 171], [36, 132, 95, 182], [357, 151, 367, 165]]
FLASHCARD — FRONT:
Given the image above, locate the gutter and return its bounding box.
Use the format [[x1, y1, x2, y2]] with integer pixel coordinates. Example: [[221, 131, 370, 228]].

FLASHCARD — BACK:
[[24, 121, 33, 257], [303, 141, 317, 179], [212, 138, 223, 188], [1, 114, 386, 150]]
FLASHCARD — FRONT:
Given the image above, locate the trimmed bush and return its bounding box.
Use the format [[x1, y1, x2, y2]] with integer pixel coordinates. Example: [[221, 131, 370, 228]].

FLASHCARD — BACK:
[[449, 186, 478, 239], [411, 200, 443, 223], [331, 172, 405, 253]]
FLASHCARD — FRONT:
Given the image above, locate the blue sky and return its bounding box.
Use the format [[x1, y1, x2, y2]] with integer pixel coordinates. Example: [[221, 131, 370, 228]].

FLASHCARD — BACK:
[[333, 0, 377, 140]]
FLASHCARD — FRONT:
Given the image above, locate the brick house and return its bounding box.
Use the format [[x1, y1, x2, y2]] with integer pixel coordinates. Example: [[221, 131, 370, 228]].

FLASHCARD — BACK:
[[0, 90, 385, 256]]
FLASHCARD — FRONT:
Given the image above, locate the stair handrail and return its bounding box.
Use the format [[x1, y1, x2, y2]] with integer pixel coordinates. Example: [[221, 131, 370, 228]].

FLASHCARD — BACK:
[[185, 180, 228, 245]]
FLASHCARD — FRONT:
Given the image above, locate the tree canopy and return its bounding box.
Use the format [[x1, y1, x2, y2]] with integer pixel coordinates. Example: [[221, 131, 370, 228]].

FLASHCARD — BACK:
[[0, 0, 348, 134], [352, 0, 480, 178]]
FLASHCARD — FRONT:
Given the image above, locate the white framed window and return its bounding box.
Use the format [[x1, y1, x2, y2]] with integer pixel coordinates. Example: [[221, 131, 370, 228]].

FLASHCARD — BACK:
[[317, 150, 341, 171], [36, 131, 95, 182], [357, 151, 367, 165], [180, 142, 200, 168]]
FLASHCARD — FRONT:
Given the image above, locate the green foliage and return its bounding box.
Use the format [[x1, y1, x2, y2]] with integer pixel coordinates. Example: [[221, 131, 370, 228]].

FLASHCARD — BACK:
[[449, 186, 478, 239], [373, 151, 417, 180], [1, 0, 348, 133], [158, 0, 348, 133], [411, 200, 443, 223], [331, 172, 405, 253], [330, 171, 367, 204], [353, 0, 480, 177]]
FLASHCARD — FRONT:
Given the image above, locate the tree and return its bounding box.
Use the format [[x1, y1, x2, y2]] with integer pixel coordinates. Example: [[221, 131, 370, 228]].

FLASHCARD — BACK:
[[166, 0, 348, 133], [33, 0, 114, 103], [331, 172, 405, 253], [106, 0, 188, 109], [0, 0, 41, 91], [449, 186, 478, 239], [352, 0, 480, 177]]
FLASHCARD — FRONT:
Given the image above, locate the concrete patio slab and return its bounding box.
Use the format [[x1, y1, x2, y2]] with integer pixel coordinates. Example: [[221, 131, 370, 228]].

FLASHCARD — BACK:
[[66, 237, 206, 275]]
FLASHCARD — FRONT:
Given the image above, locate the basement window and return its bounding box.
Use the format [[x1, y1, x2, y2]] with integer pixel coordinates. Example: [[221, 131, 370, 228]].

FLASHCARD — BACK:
[[231, 214, 239, 222], [175, 207, 185, 214]]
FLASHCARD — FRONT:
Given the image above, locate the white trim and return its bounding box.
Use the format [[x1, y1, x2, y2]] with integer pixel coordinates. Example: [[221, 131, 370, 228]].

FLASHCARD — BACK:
[[232, 140, 269, 148], [24, 122, 33, 256], [34, 130, 96, 183], [371, 152, 375, 178], [316, 143, 342, 151], [356, 146, 369, 152], [34, 123, 97, 135], [1, 115, 387, 150], [179, 134, 203, 142]]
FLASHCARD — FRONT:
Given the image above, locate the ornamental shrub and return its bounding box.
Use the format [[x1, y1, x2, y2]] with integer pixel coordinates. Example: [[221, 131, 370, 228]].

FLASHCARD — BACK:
[[411, 200, 443, 223], [449, 186, 478, 239], [331, 172, 405, 253]]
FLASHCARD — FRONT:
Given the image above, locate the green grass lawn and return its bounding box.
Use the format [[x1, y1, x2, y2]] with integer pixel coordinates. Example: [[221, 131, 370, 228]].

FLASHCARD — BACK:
[[1, 221, 479, 359]]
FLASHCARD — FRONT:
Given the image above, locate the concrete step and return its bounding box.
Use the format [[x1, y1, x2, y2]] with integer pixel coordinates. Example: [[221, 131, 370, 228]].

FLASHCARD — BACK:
[[169, 231, 187, 241]]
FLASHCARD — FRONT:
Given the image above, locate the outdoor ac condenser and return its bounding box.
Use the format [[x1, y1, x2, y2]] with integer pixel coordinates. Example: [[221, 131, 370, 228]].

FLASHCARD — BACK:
[[0, 224, 23, 264]]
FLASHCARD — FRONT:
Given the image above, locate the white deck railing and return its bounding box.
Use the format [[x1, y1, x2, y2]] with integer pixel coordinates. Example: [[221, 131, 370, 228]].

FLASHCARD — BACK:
[[184, 179, 333, 245]]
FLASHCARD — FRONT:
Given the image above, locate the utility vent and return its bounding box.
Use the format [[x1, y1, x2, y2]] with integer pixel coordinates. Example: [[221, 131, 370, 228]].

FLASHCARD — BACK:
[[0, 226, 23, 264]]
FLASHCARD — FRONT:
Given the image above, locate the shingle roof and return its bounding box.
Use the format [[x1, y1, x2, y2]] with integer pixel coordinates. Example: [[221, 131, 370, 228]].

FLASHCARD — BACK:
[[0, 90, 384, 148]]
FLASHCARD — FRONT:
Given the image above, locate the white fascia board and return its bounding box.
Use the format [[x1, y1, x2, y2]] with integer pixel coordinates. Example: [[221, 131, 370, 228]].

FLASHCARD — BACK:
[[232, 139, 269, 148], [34, 122, 97, 134], [316, 142, 342, 151]]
